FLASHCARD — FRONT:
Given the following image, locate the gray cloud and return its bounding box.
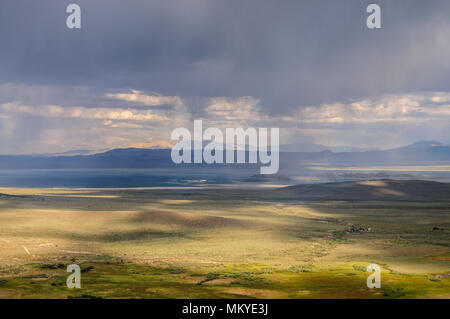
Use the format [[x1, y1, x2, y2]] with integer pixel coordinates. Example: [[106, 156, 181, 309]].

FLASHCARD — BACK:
[[1, 1, 450, 153], [1, 0, 450, 111]]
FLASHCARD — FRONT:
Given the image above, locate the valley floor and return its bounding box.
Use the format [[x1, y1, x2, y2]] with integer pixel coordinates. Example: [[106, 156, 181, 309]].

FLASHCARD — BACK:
[[0, 184, 449, 298]]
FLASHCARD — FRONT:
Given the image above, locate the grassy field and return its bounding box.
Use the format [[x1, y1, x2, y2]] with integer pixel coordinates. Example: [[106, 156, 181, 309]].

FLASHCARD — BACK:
[[0, 182, 449, 298]]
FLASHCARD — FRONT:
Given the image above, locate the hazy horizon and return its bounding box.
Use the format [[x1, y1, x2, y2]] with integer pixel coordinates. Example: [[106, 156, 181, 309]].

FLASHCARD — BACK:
[[1, 139, 448, 156]]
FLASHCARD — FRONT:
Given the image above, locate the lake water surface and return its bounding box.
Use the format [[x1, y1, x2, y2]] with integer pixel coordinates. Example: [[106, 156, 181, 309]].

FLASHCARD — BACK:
[[1, 167, 449, 188]]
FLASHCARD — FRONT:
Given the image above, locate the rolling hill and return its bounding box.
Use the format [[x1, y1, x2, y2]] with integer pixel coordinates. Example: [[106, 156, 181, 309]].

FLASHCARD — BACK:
[[275, 179, 450, 201]]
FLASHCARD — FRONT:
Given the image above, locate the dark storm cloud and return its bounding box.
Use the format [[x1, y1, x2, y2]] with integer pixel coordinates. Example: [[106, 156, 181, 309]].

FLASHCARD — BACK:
[[1, 0, 450, 113]]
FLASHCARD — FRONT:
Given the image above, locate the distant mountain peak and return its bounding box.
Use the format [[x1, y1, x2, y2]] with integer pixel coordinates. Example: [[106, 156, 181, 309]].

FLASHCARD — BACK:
[[409, 141, 444, 147], [394, 141, 445, 151]]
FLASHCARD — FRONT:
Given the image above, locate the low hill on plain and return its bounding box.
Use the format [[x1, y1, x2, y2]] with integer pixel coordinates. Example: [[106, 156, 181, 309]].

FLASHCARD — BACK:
[[275, 179, 450, 201]]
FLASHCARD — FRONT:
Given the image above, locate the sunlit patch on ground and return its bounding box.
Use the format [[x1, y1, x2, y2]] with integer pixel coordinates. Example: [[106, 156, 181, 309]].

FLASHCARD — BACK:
[[0, 185, 448, 298]]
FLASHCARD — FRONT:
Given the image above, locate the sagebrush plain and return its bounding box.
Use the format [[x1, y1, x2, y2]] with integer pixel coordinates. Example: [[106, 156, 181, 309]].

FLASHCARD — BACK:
[[0, 180, 449, 299]]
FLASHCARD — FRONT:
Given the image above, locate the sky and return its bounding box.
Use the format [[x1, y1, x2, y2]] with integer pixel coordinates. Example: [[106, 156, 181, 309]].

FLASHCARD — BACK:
[[1, 0, 450, 154]]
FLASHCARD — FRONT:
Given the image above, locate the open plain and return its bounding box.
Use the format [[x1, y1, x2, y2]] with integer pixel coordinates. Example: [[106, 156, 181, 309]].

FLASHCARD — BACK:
[[0, 180, 449, 299]]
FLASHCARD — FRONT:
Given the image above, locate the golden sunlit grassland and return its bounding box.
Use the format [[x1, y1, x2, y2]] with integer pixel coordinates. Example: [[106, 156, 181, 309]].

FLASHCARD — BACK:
[[0, 184, 449, 299]]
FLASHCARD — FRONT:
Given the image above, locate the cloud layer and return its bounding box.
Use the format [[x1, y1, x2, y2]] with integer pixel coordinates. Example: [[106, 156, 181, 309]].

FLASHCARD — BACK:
[[1, 1, 450, 153], [1, 84, 450, 153]]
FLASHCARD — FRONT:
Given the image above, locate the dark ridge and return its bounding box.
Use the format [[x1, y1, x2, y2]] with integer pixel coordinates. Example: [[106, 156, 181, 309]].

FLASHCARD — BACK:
[[275, 179, 450, 201]]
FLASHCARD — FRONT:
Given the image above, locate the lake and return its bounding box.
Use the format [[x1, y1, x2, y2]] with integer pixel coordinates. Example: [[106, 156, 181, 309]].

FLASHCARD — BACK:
[[0, 168, 259, 188]]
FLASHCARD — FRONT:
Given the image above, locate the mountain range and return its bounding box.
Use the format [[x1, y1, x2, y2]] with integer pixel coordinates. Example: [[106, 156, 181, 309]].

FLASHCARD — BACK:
[[0, 141, 448, 170]]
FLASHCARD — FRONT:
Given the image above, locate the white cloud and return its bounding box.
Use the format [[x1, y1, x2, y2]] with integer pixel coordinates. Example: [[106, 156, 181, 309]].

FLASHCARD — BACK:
[[105, 90, 184, 108], [0, 102, 169, 122], [194, 92, 450, 128], [1, 84, 450, 153], [291, 93, 450, 125]]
